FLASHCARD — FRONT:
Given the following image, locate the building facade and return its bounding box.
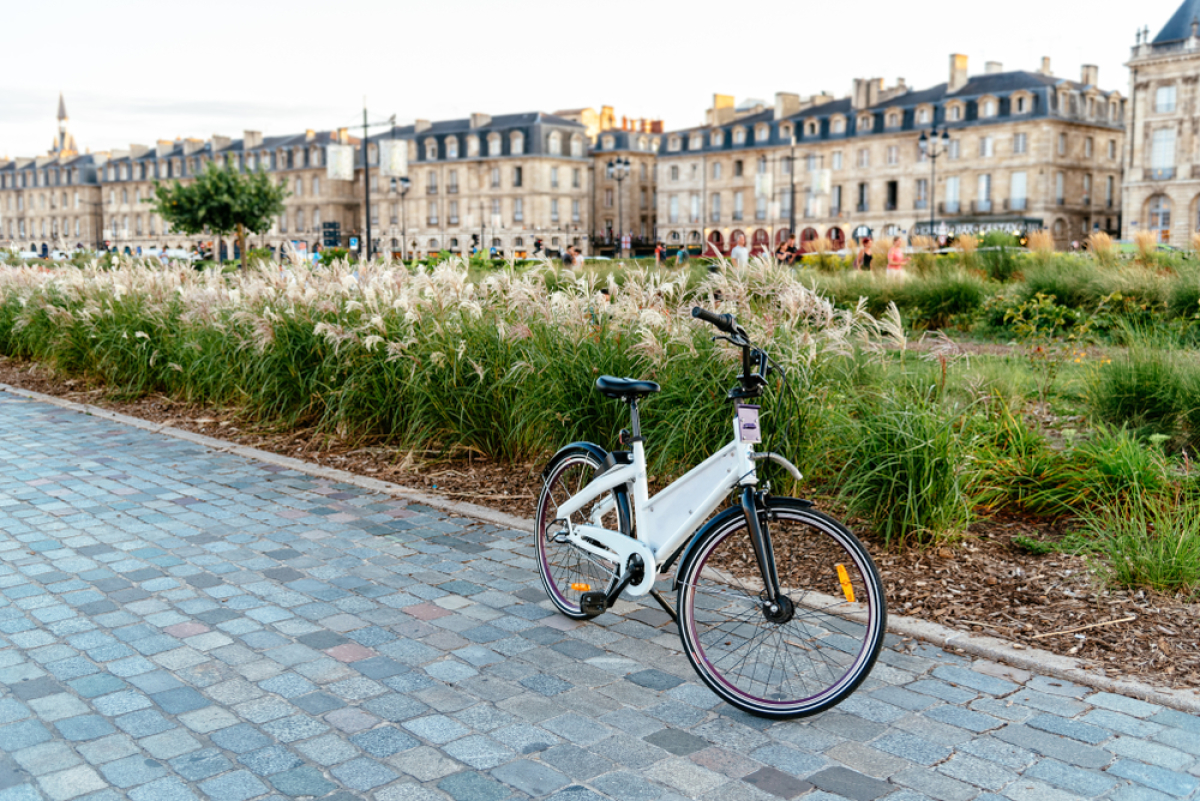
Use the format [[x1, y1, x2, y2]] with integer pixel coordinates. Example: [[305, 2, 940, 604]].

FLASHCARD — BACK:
[[1121, 0, 1200, 246], [656, 55, 1125, 254]]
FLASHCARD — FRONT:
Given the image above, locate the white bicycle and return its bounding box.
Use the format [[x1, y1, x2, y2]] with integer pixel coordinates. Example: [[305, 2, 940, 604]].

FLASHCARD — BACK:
[[535, 307, 887, 718]]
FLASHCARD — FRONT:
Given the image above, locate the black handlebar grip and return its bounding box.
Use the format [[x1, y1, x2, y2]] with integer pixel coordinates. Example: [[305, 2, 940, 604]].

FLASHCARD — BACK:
[[691, 306, 736, 334]]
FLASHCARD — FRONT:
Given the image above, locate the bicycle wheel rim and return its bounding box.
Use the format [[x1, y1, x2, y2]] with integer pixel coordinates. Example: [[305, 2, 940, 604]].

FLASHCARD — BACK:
[[535, 454, 622, 617], [679, 506, 884, 717]]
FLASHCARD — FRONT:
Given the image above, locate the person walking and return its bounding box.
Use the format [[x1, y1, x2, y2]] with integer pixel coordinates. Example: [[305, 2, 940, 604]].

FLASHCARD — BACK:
[[886, 236, 909, 278], [775, 235, 799, 266], [855, 237, 873, 271], [654, 241, 665, 266], [730, 233, 750, 268]]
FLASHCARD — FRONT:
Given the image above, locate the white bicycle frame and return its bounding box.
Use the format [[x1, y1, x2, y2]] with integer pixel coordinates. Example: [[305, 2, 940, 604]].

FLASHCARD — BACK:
[[553, 413, 801, 597]]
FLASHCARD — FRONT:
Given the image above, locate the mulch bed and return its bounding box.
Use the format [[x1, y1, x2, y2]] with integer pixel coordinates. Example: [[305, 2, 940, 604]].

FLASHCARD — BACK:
[[3, 355, 1198, 694]]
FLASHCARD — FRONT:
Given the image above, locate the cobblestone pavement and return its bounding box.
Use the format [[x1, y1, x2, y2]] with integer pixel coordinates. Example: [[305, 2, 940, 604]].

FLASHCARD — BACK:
[[1, 393, 1198, 801]]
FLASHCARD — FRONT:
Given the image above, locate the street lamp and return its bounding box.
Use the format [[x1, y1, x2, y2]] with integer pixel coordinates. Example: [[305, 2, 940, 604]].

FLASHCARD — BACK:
[[606, 156, 630, 255], [917, 126, 951, 239]]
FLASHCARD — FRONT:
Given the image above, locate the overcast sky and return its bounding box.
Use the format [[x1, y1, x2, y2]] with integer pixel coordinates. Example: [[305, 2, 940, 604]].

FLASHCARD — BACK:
[[0, 0, 1182, 159]]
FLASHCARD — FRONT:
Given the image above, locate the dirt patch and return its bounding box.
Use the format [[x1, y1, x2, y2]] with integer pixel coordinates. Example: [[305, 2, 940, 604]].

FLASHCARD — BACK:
[[3, 355, 1197, 694]]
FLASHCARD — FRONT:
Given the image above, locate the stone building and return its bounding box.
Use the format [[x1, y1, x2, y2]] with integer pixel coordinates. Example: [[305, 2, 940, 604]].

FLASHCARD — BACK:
[[1121, 0, 1200, 246], [656, 55, 1125, 254]]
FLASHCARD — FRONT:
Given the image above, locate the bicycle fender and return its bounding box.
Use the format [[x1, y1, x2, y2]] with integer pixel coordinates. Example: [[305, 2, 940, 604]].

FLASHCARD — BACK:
[[670, 496, 815, 592], [540, 442, 609, 480]]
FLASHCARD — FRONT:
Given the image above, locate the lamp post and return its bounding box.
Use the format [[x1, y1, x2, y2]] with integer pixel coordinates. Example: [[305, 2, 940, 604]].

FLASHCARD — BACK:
[[917, 126, 951, 239], [396, 176, 410, 261], [606, 156, 630, 256]]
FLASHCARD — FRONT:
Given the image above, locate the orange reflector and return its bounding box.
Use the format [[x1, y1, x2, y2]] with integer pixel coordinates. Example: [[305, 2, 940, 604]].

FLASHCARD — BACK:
[[570, 583, 591, 592], [835, 564, 856, 603]]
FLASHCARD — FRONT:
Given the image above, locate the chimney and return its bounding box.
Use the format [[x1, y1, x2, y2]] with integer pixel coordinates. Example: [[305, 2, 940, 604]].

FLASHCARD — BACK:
[[774, 92, 801, 120], [948, 54, 969, 92], [414, 119, 432, 133], [707, 94, 736, 126], [1081, 64, 1099, 86], [243, 130, 263, 148], [211, 135, 231, 152], [182, 138, 205, 155], [1040, 57, 1052, 75], [985, 61, 1003, 74], [305, 129, 315, 142], [337, 127, 349, 144], [469, 113, 491, 129], [129, 144, 149, 157], [156, 139, 174, 156]]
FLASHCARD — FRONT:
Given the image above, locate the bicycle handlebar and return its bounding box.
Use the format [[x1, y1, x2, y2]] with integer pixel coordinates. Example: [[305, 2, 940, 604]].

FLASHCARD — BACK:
[[691, 306, 739, 336]]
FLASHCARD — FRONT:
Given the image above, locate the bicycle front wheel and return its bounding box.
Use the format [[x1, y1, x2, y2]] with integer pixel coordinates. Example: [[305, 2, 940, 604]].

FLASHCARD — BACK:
[[677, 498, 886, 718]]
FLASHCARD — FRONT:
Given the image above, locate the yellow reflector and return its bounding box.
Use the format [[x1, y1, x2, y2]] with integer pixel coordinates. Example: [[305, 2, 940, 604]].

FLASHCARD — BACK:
[[570, 583, 591, 592], [835, 564, 856, 603]]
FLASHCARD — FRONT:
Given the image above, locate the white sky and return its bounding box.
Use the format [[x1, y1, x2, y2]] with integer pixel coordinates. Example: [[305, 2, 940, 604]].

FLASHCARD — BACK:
[[0, 0, 1183, 159]]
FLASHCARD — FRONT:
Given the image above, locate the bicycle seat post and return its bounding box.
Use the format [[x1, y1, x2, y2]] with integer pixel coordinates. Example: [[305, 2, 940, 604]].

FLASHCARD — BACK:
[[627, 398, 644, 444]]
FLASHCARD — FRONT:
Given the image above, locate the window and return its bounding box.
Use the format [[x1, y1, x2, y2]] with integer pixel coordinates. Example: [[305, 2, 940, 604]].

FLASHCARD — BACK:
[[886, 146, 898, 165], [887, 113, 899, 128], [979, 136, 994, 157], [757, 156, 767, 174], [446, 138, 458, 159], [710, 193, 721, 221], [448, 170, 458, 193], [511, 132, 525, 156], [668, 136, 681, 152], [856, 182, 869, 212], [427, 170, 438, 193], [604, 189, 613, 207], [832, 151, 843, 170], [550, 167, 558, 188], [948, 105, 961, 121], [449, 200, 459, 224], [689, 193, 699, 222], [915, 178, 928, 208], [1010, 172, 1027, 210], [547, 131, 562, 155], [370, 175, 379, 192], [734, 160, 743, 177], [1108, 139, 1117, 160], [551, 199, 559, 222], [755, 125, 769, 143], [572, 200, 580, 222], [1106, 175, 1114, 207], [944, 176, 960, 212], [513, 198, 523, 222], [1156, 85, 1177, 113], [1083, 173, 1092, 204], [733, 191, 744, 220], [121, 189, 128, 204], [755, 194, 767, 220], [427, 200, 438, 225], [981, 99, 996, 117], [1016, 96, 1027, 113], [782, 157, 792, 175], [1055, 172, 1065, 204], [831, 118, 845, 134], [669, 195, 679, 223], [512, 166, 522, 187], [857, 148, 869, 168], [573, 168, 581, 188], [1058, 133, 1067, 155], [948, 140, 960, 160], [491, 198, 500, 217], [1149, 194, 1171, 240], [1085, 137, 1093, 158], [670, 165, 679, 181], [1151, 128, 1177, 177], [917, 108, 929, 124], [1013, 133, 1027, 154], [312, 177, 320, 195], [467, 136, 479, 157], [713, 162, 722, 180], [977, 174, 992, 211], [424, 139, 438, 161], [313, 208, 321, 229], [296, 209, 305, 232], [491, 167, 501, 188], [689, 134, 703, 150], [733, 127, 746, 145]]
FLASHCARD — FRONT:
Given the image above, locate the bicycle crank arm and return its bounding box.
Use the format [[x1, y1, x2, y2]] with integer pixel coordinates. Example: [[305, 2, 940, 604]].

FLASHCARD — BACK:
[[567, 524, 657, 596]]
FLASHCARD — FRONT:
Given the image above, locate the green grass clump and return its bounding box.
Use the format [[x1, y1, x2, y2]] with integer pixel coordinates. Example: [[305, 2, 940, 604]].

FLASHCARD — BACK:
[[1079, 490, 1200, 596], [837, 388, 972, 547]]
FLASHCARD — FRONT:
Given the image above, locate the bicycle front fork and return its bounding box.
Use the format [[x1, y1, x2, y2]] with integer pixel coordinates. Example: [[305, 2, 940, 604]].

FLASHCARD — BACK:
[[740, 487, 794, 623]]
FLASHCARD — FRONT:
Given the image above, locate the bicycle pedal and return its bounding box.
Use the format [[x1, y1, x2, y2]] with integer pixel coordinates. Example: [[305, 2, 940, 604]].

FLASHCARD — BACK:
[[580, 592, 608, 617]]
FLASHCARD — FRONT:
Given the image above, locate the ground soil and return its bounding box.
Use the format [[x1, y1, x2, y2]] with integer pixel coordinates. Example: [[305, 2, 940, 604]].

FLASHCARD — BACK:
[[3, 355, 1198, 694]]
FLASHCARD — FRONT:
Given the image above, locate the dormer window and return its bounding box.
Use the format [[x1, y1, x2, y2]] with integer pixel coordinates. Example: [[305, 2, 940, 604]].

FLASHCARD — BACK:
[[424, 138, 438, 160], [779, 123, 793, 140], [467, 136, 479, 157], [857, 115, 872, 131], [732, 127, 746, 145], [446, 137, 459, 159], [511, 131, 525, 155], [917, 107, 930, 124], [831, 117, 845, 134], [886, 112, 899, 128], [1014, 95, 1028, 114], [948, 105, 962, 122], [806, 121, 818, 136], [755, 124, 770, 143], [668, 136, 681, 152], [690, 133, 704, 150], [980, 98, 997, 117], [602, 135, 614, 150]]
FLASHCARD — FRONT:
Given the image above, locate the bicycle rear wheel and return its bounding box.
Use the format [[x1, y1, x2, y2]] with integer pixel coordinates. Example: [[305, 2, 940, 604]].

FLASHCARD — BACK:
[[535, 448, 631, 619], [677, 498, 886, 718]]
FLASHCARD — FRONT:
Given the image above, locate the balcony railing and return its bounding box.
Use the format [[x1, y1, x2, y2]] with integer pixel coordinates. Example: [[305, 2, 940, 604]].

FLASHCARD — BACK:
[[449, 216, 459, 225], [856, 203, 869, 212], [914, 199, 928, 210], [1006, 198, 1027, 211], [1146, 168, 1175, 181], [427, 186, 438, 194], [885, 201, 897, 211], [939, 201, 961, 214], [427, 217, 438, 226], [973, 200, 992, 213], [448, 185, 458, 194]]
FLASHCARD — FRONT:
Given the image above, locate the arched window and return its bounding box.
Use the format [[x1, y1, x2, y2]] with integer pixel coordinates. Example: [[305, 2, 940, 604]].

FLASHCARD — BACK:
[[488, 133, 501, 156], [424, 138, 438, 160], [638, 136, 649, 151], [858, 115, 872, 131], [446, 137, 459, 159], [601, 135, 614, 150], [755, 124, 770, 143], [780, 123, 793, 141], [732, 127, 746, 145], [887, 113, 899, 127], [467, 136, 479, 157], [1148, 195, 1171, 242], [547, 131, 562, 155], [831, 117, 845, 134], [570, 135, 583, 157], [711, 130, 724, 147], [510, 131, 525, 155], [690, 134, 703, 150], [806, 121, 817, 136], [948, 104, 962, 122]]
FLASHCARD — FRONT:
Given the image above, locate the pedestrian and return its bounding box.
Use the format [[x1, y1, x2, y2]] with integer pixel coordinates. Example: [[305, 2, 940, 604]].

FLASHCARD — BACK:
[[654, 242, 665, 266], [886, 236, 909, 279], [730, 233, 749, 268], [675, 245, 688, 266], [855, 237, 873, 271]]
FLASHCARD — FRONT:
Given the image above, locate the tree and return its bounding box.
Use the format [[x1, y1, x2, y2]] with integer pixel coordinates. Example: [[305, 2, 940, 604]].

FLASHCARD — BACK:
[[147, 162, 288, 270]]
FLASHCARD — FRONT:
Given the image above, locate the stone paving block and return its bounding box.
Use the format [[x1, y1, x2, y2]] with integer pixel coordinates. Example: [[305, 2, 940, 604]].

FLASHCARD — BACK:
[[1109, 759, 1200, 797], [126, 777, 198, 801], [823, 741, 911, 779], [1025, 713, 1111, 745], [806, 766, 892, 801], [992, 723, 1112, 769], [98, 754, 167, 789], [892, 766, 978, 801], [38, 765, 107, 801], [937, 752, 1018, 792], [197, 769, 269, 801]]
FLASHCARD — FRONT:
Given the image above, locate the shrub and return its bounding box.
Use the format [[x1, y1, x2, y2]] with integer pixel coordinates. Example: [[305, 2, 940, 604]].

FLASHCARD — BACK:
[[1027, 230, 1055, 265], [956, 234, 979, 273], [837, 388, 973, 547], [909, 236, 939, 275], [1087, 231, 1116, 269], [1134, 230, 1159, 268], [1080, 491, 1200, 596], [899, 265, 988, 329], [979, 232, 1022, 282]]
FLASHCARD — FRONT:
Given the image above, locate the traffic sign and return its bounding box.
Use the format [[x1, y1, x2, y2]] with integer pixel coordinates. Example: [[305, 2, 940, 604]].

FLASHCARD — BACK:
[[349, 237, 360, 250]]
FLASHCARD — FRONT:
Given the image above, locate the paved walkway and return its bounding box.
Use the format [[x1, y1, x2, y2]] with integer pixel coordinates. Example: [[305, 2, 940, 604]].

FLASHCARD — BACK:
[[0, 392, 1197, 801]]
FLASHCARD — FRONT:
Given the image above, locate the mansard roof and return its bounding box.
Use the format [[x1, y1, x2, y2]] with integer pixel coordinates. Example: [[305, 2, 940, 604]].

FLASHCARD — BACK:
[[1153, 0, 1200, 43]]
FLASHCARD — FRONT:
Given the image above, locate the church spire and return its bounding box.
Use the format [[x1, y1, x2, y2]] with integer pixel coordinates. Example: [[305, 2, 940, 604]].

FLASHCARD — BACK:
[[57, 92, 68, 123]]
